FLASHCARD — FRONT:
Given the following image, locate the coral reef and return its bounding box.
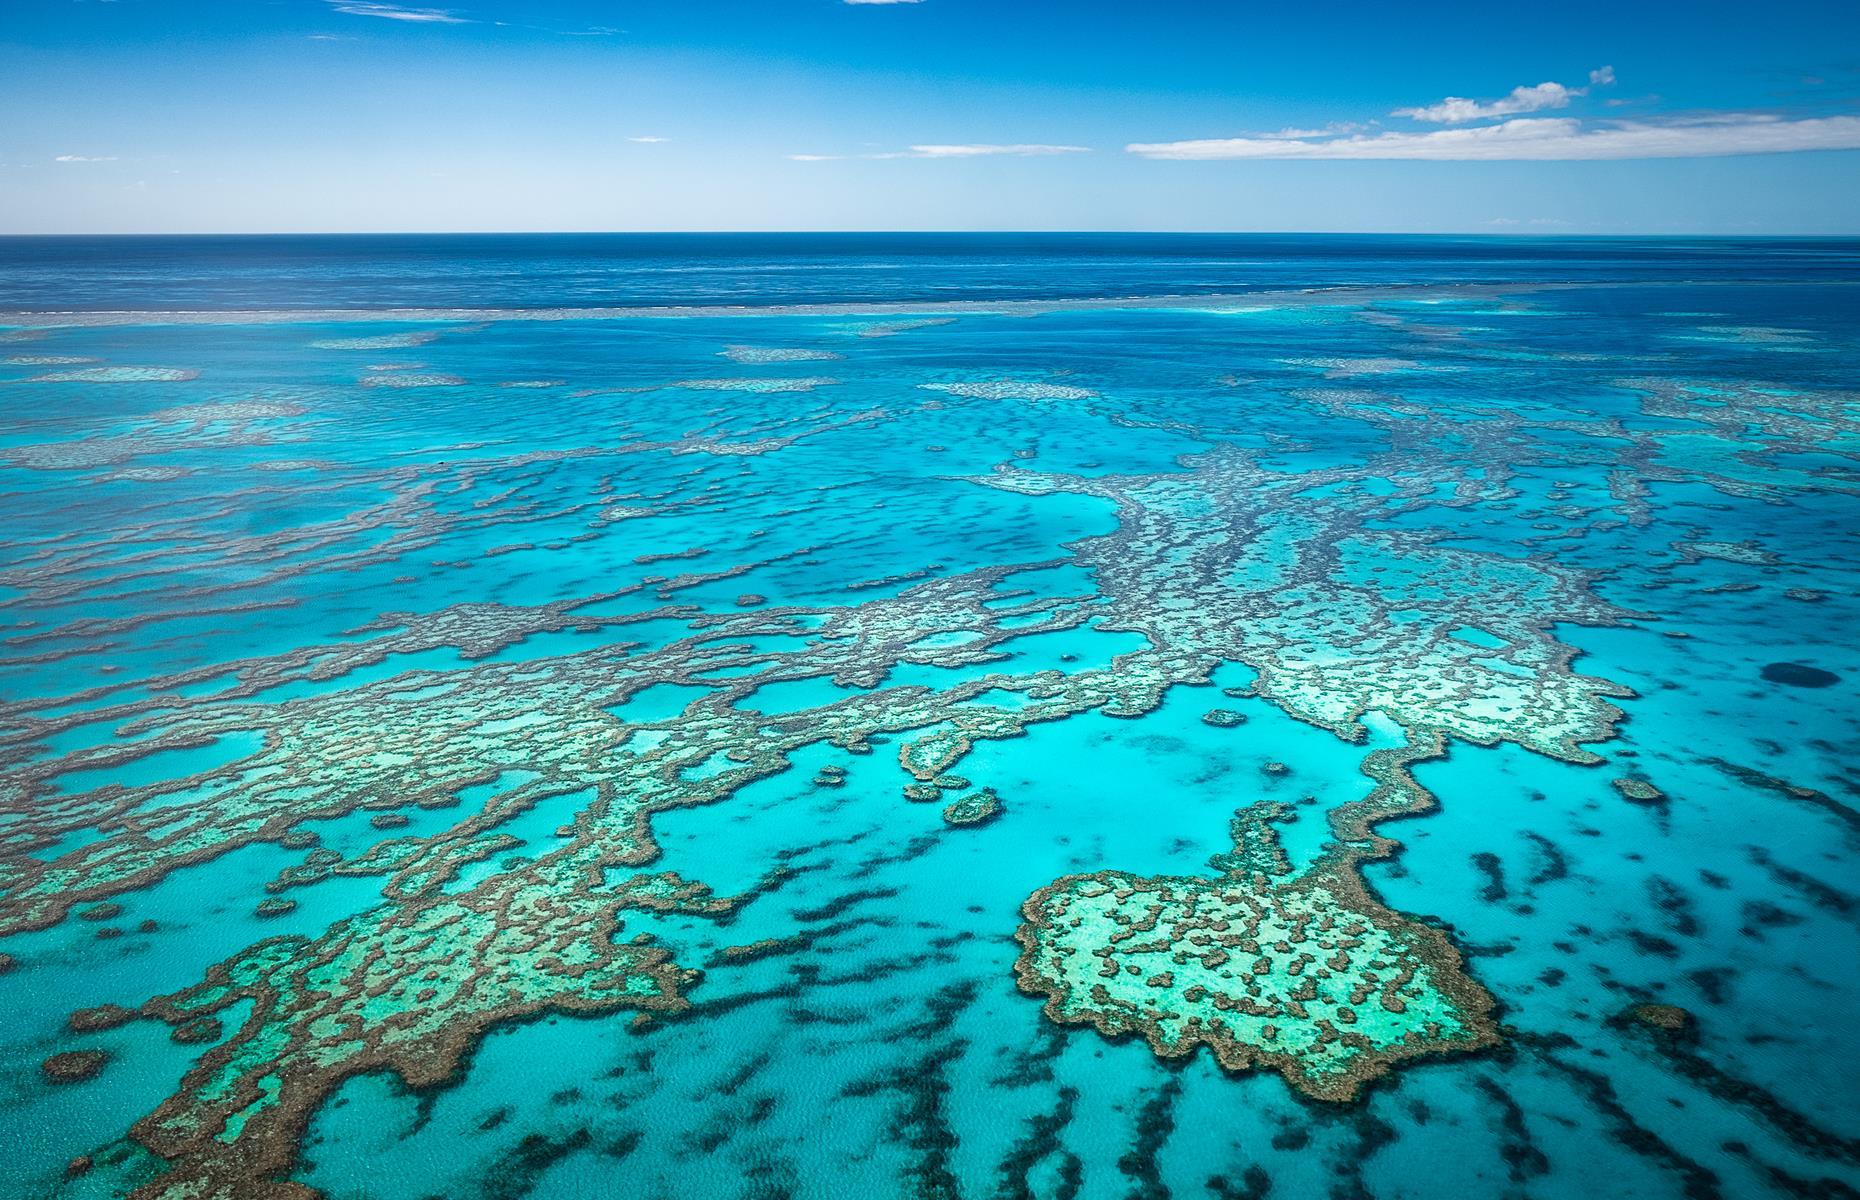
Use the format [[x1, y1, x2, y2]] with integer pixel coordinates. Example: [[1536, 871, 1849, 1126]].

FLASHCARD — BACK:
[[5, 292, 1857, 1197], [43, 1050, 111, 1083], [1018, 751, 1497, 1101]]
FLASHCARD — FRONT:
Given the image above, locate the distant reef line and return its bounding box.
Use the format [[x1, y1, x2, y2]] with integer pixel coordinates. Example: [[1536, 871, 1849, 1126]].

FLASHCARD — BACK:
[[0, 280, 1611, 328]]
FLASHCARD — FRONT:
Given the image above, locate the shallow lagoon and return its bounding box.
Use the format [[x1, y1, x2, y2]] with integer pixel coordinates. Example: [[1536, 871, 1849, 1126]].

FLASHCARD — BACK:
[[1, 243, 1857, 1199]]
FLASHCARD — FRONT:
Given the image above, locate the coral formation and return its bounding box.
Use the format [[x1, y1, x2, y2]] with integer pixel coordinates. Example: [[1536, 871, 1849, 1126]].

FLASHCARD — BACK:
[[43, 1050, 111, 1083], [5, 291, 1856, 1197]]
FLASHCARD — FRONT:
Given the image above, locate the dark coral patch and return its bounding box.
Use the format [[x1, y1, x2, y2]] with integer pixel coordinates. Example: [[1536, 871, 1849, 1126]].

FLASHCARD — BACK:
[[171, 1017, 223, 1045], [1627, 1003, 1696, 1035], [943, 789, 1004, 827], [43, 1050, 110, 1084], [69, 1004, 137, 1034], [1760, 662, 1839, 688]]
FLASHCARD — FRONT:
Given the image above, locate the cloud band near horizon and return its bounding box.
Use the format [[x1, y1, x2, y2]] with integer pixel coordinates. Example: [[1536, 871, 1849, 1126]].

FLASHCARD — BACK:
[[1127, 114, 1860, 161]]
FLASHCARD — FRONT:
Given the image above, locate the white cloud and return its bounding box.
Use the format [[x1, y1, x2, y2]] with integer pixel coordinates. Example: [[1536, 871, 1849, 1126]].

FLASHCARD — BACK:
[[1227, 123, 1369, 141], [54, 155, 117, 162], [627, 136, 669, 144], [1391, 68, 1615, 123], [1127, 113, 1860, 160], [1395, 81, 1583, 123], [791, 143, 1090, 160], [898, 143, 1090, 157], [325, 2, 470, 23]]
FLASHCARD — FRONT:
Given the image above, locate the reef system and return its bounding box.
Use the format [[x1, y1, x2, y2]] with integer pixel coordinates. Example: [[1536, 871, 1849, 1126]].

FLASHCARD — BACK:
[[0, 281, 1856, 1200]]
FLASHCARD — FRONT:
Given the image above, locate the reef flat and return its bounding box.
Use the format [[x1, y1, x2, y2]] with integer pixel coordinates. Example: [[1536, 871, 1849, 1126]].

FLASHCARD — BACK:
[[1, 256, 1857, 1199]]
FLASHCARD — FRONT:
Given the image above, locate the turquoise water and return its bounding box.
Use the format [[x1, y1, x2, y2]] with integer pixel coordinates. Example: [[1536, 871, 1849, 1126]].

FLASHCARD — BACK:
[[0, 237, 1856, 1199]]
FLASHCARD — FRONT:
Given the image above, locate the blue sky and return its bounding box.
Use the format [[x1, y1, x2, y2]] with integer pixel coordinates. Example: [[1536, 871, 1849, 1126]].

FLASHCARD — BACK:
[[3, 0, 1859, 233]]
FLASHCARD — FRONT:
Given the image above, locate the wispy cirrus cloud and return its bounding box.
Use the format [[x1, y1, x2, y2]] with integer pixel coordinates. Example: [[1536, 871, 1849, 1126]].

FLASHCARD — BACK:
[[1127, 113, 1860, 161], [54, 155, 118, 163], [793, 143, 1089, 160], [902, 143, 1089, 157], [324, 2, 471, 23], [627, 136, 670, 144], [1247, 123, 1368, 141]]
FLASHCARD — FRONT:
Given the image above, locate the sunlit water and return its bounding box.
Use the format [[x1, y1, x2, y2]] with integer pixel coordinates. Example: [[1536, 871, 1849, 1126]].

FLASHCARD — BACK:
[[0, 236, 1855, 1200]]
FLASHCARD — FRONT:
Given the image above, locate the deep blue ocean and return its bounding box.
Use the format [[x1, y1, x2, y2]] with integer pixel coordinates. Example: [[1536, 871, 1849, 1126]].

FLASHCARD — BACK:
[[4, 232, 1860, 310], [0, 235, 1856, 1200]]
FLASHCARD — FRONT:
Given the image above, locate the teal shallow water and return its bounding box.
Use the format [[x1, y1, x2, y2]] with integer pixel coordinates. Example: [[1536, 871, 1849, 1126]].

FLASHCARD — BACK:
[[0, 272, 1857, 1199]]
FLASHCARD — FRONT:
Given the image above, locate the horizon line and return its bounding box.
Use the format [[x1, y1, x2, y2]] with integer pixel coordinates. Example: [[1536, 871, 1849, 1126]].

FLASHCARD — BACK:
[[2, 228, 1858, 240]]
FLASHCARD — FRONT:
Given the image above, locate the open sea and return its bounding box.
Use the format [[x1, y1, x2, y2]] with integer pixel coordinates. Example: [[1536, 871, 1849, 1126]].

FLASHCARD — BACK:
[[0, 233, 1856, 1200]]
